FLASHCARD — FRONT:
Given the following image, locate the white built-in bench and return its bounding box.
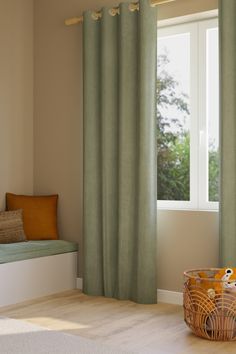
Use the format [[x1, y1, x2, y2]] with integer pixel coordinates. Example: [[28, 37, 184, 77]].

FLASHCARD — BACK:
[[0, 240, 78, 307]]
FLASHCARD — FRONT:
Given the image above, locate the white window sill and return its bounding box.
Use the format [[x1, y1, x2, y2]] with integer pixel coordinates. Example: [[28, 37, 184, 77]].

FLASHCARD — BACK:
[[157, 207, 219, 213], [157, 201, 219, 212]]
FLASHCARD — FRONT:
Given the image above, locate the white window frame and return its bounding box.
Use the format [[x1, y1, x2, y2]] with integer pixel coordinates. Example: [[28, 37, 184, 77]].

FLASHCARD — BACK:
[[157, 15, 219, 211], [198, 19, 219, 211]]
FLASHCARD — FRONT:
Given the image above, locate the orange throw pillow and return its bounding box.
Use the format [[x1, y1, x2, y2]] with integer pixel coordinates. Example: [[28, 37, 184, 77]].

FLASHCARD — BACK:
[[6, 193, 59, 241]]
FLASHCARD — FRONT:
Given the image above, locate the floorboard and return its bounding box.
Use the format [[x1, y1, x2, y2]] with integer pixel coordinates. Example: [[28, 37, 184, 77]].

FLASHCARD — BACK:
[[1, 290, 236, 353]]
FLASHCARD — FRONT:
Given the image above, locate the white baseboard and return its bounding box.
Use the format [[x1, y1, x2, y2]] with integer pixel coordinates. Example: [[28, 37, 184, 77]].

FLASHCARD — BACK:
[[76, 277, 83, 290], [157, 289, 183, 305], [76, 278, 182, 305]]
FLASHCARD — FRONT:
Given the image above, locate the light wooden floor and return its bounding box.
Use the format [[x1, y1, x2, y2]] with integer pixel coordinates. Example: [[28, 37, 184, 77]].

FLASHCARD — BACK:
[[0, 290, 236, 354]]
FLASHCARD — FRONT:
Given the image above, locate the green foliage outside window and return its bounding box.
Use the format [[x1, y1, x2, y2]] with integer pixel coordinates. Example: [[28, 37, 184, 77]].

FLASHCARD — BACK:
[[209, 147, 219, 202], [157, 54, 219, 202]]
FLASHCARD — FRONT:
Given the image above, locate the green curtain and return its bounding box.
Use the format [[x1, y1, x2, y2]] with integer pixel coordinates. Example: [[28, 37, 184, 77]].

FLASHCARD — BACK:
[[83, 0, 157, 304], [219, 0, 236, 266]]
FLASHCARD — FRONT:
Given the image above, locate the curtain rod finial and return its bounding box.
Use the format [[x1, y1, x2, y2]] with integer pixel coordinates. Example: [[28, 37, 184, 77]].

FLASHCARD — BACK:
[[65, 16, 83, 26]]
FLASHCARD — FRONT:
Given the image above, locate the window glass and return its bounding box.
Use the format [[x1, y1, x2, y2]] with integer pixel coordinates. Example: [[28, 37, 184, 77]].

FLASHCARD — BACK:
[[157, 33, 190, 201]]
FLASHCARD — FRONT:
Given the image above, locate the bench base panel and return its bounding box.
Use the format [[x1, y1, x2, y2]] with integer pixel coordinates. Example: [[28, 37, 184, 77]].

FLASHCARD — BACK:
[[0, 252, 77, 307]]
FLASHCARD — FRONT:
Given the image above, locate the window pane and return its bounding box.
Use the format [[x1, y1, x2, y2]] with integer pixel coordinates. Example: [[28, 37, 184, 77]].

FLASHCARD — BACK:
[[207, 28, 219, 202], [157, 33, 190, 201]]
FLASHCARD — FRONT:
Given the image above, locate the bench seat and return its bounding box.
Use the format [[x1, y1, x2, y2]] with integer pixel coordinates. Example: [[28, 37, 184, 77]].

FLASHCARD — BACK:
[[0, 240, 78, 264]]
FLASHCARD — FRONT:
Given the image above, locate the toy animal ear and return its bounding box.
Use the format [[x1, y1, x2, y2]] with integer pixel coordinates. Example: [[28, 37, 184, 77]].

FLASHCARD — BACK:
[[225, 268, 233, 275]]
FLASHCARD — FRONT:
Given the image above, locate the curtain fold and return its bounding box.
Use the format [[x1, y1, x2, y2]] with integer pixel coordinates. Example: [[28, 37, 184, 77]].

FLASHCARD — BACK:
[[83, 0, 157, 303], [219, 0, 236, 266]]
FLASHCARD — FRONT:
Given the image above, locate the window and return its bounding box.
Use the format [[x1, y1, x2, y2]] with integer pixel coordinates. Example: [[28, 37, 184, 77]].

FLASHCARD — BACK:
[[157, 18, 219, 210]]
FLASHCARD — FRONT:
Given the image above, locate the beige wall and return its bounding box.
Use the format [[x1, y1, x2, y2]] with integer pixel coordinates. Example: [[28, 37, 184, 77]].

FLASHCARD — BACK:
[[34, 0, 120, 275], [34, 0, 219, 290], [157, 210, 219, 291], [158, 0, 218, 20], [0, 0, 34, 210]]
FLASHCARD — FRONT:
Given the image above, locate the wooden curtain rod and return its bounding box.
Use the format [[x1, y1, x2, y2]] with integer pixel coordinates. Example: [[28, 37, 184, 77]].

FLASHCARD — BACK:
[[65, 0, 176, 26]]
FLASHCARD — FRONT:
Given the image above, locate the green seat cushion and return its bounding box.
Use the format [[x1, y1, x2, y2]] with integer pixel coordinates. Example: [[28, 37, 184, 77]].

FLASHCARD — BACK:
[[0, 240, 78, 264]]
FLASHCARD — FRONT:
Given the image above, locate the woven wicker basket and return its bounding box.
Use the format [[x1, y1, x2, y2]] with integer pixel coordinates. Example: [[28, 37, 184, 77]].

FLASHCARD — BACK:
[[184, 268, 236, 341]]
